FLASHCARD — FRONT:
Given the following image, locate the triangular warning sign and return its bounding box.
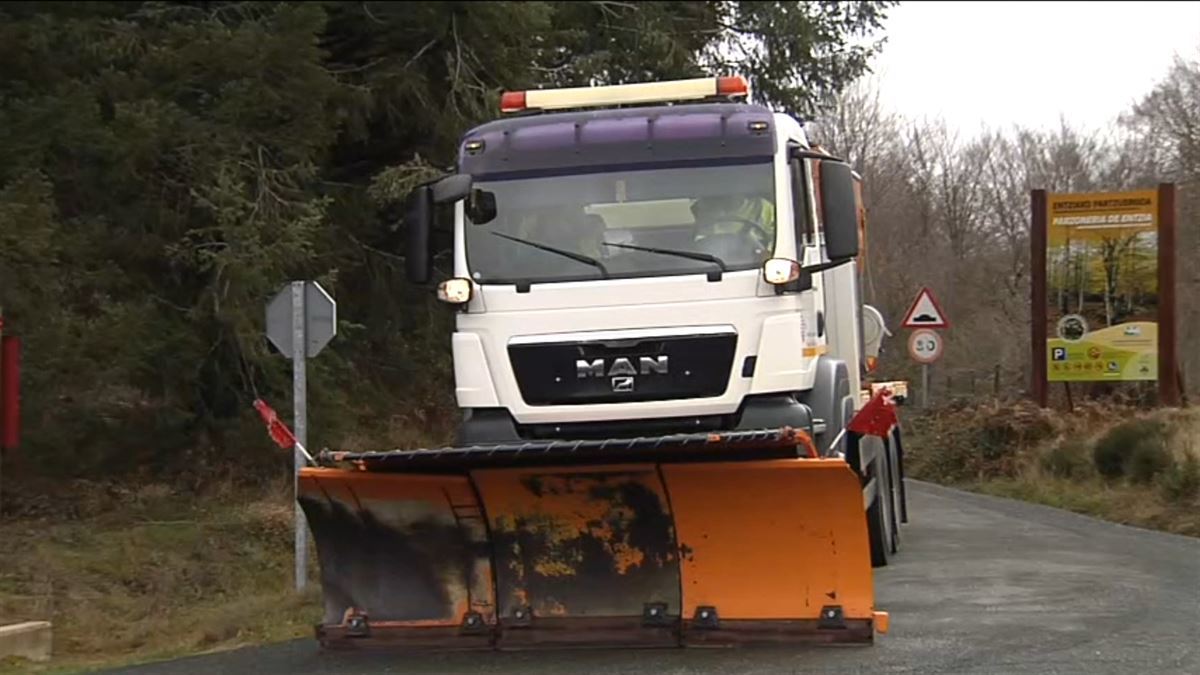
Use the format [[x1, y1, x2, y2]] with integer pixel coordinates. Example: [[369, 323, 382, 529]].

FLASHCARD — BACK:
[[901, 287, 950, 329]]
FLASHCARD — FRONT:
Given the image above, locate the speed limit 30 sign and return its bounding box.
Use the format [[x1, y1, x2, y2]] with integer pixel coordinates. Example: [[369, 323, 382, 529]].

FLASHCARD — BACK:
[[908, 328, 944, 364]]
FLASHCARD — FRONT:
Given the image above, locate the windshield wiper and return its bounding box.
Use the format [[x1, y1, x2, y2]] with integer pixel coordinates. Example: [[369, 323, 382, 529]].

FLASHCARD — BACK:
[[603, 242, 728, 274], [491, 231, 609, 278]]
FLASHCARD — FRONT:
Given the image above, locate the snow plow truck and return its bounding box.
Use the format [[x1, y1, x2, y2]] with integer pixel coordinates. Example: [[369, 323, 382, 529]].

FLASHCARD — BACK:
[[296, 75, 908, 650]]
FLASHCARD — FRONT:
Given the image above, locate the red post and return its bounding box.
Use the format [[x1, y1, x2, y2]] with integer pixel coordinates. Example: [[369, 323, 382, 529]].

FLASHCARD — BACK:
[[1158, 183, 1180, 407], [1030, 190, 1048, 407], [1, 336, 18, 450]]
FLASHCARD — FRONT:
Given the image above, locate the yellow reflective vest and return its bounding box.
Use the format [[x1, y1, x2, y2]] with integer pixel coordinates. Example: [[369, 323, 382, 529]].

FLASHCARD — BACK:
[[694, 198, 776, 251]]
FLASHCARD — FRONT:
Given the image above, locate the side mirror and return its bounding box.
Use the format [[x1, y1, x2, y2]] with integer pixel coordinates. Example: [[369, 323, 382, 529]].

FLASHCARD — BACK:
[[818, 159, 859, 261], [432, 174, 472, 204], [466, 189, 497, 224], [404, 185, 433, 284]]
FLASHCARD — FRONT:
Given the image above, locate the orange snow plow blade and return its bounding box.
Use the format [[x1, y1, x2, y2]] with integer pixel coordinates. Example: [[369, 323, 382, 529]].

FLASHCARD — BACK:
[[298, 431, 883, 649], [297, 469, 496, 648], [663, 459, 877, 644], [473, 464, 681, 647]]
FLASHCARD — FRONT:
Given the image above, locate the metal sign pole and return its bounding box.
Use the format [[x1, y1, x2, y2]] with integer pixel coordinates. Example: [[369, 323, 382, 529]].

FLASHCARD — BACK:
[[922, 363, 930, 409], [266, 279, 335, 593], [1157, 183, 1180, 406], [1030, 190, 1048, 407], [291, 281, 308, 592]]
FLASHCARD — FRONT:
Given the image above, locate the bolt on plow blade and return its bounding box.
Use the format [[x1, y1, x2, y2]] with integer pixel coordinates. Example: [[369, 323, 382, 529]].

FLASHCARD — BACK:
[[298, 457, 882, 649]]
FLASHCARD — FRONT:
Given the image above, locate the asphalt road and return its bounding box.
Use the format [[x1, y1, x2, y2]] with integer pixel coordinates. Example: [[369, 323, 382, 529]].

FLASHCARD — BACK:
[[99, 481, 1200, 675]]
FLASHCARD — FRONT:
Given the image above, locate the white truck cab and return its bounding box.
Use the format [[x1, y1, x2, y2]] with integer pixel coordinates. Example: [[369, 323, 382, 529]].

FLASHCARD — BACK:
[[404, 76, 877, 454]]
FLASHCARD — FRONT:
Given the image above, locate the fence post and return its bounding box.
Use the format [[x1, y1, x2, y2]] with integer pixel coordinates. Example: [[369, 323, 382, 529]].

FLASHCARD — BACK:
[[993, 364, 1001, 397]]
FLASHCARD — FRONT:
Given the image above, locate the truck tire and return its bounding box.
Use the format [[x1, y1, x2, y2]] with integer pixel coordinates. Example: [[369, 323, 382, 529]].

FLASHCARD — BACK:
[[804, 358, 851, 456], [887, 434, 902, 553], [456, 408, 520, 445], [867, 463, 890, 568], [883, 453, 900, 555], [836, 393, 854, 456], [894, 427, 910, 524], [879, 449, 897, 557]]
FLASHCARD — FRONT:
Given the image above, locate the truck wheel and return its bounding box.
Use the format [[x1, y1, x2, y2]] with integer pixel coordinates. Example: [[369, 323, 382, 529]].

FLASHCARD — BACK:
[[879, 454, 898, 556], [887, 436, 902, 553], [836, 394, 854, 456], [868, 464, 890, 568], [894, 428, 910, 524], [803, 358, 851, 456], [885, 460, 900, 555]]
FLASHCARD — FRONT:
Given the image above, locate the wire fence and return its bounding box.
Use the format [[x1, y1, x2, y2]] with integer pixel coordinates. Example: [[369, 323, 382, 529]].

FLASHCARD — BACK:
[[896, 363, 1171, 411], [895, 364, 1027, 410]]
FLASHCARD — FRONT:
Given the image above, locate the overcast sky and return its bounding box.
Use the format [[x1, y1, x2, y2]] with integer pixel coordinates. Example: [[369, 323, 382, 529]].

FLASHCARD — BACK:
[[870, 1, 1200, 136]]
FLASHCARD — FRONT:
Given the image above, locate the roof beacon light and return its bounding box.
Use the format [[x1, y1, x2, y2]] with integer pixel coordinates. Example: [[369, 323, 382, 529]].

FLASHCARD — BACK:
[[499, 76, 751, 114], [499, 91, 527, 113], [716, 75, 749, 97]]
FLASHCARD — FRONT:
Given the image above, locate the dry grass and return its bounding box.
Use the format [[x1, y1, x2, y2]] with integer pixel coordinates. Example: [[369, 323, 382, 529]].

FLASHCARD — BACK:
[[904, 401, 1200, 537], [0, 476, 321, 674], [330, 400, 457, 454], [975, 477, 1200, 537]]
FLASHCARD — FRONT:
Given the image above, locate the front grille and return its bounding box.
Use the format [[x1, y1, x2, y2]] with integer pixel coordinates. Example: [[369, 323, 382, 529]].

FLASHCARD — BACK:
[[508, 331, 737, 406]]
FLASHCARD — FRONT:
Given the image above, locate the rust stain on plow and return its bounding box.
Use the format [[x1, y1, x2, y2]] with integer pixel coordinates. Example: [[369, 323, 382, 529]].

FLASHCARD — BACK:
[[298, 470, 495, 629], [473, 465, 681, 622]]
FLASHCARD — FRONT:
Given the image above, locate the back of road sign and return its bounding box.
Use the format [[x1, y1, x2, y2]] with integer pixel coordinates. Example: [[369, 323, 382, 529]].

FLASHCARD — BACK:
[[266, 281, 337, 359]]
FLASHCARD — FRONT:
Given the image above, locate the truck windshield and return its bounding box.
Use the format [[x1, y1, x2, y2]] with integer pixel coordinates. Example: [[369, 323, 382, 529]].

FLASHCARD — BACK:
[[464, 160, 776, 285]]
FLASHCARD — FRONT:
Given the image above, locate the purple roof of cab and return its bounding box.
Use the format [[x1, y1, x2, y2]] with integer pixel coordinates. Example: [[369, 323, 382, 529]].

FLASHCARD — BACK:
[[458, 102, 776, 178]]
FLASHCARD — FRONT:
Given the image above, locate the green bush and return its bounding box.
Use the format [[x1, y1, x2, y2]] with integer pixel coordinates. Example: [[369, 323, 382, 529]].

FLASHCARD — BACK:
[[1092, 419, 1168, 481], [1159, 455, 1200, 501], [1128, 437, 1166, 482], [909, 432, 979, 483], [1128, 440, 1171, 484], [1040, 438, 1092, 479], [906, 402, 1060, 484]]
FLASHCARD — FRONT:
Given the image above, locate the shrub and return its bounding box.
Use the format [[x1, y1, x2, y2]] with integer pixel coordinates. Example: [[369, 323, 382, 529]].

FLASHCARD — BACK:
[[1093, 419, 1168, 481], [1159, 455, 1200, 501], [1040, 438, 1092, 479], [1128, 439, 1170, 484], [906, 401, 1062, 484]]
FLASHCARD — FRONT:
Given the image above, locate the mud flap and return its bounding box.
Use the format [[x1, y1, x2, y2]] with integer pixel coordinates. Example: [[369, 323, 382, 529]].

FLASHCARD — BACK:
[[662, 459, 878, 644], [473, 464, 680, 648], [297, 468, 495, 648]]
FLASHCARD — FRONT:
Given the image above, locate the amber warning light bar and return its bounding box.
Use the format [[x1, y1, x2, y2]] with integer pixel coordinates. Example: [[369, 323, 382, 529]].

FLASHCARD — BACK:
[[500, 76, 750, 113]]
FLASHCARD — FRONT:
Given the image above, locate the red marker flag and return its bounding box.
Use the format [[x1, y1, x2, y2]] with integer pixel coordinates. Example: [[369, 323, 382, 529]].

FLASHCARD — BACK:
[[846, 388, 898, 439], [254, 398, 296, 450]]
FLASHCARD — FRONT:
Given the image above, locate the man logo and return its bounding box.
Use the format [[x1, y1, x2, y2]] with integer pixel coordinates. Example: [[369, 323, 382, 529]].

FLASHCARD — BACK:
[[611, 376, 634, 392], [1051, 347, 1068, 362], [576, 356, 669, 378]]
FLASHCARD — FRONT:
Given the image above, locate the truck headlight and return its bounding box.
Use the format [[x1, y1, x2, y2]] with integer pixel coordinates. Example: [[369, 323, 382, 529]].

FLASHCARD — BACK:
[[762, 258, 801, 285], [437, 277, 473, 304]]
